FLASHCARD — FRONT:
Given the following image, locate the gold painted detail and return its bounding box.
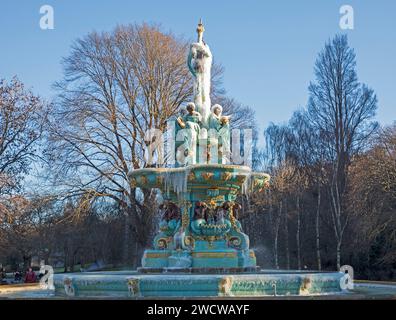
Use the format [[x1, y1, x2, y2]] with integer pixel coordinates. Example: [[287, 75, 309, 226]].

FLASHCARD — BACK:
[[156, 175, 164, 185], [201, 172, 214, 180], [299, 277, 312, 295], [188, 172, 195, 181], [139, 175, 148, 185], [219, 276, 233, 296], [127, 278, 140, 297], [235, 175, 247, 183], [191, 252, 237, 258], [221, 172, 232, 181], [196, 19, 205, 42], [253, 179, 261, 188], [130, 178, 137, 188], [193, 235, 224, 242], [229, 203, 241, 232], [145, 252, 170, 258], [228, 236, 242, 248], [181, 201, 192, 229], [201, 223, 228, 230], [184, 236, 195, 249], [211, 195, 224, 203]]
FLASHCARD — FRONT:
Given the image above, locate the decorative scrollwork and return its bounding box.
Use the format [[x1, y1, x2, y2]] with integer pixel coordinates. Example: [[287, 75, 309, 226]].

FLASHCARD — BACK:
[[221, 172, 232, 181], [193, 235, 224, 241], [201, 172, 214, 180], [184, 235, 195, 249], [128, 278, 141, 297], [181, 201, 192, 229], [229, 202, 241, 232], [228, 236, 242, 248]]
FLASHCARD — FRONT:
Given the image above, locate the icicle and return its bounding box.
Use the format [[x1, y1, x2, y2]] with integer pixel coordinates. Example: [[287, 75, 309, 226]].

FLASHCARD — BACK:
[[164, 168, 191, 195], [242, 173, 254, 197]]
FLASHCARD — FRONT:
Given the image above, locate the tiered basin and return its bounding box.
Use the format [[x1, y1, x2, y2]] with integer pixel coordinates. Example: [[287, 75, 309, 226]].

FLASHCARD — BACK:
[[128, 164, 270, 202]]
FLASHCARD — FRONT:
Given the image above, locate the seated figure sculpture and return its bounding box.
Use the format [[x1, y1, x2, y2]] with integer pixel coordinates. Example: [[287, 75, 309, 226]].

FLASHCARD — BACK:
[[208, 104, 231, 164], [175, 103, 231, 166], [176, 102, 202, 165]]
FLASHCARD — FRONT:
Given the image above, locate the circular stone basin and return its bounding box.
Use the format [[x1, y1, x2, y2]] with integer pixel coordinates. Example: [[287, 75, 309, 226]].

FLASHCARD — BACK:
[[52, 270, 348, 298]]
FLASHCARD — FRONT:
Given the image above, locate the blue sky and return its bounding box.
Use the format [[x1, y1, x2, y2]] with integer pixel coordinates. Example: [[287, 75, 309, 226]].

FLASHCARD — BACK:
[[1, 0, 395, 145]]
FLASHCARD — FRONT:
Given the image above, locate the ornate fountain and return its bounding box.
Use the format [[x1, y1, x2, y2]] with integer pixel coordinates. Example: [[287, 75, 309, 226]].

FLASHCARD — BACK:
[[54, 21, 347, 298], [130, 19, 269, 272]]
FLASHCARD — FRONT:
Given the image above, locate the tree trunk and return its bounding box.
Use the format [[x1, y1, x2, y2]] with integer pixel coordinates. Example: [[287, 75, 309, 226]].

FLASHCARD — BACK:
[[336, 241, 341, 270], [22, 255, 31, 271], [316, 185, 322, 270], [274, 201, 282, 269], [296, 196, 301, 270], [284, 202, 290, 270], [63, 244, 68, 273], [123, 211, 130, 266], [330, 178, 344, 271]]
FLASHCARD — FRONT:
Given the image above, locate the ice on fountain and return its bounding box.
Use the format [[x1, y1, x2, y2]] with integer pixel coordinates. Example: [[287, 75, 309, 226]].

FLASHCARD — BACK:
[[189, 41, 212, 125], [242, 173, 254, 197], [168, 255, 192, 268], [164, 169, 190, 195]]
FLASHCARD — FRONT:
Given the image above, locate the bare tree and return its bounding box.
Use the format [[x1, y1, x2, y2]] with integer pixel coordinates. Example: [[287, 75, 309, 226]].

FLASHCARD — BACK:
[[348, 125, 396, 269], [288, 110, 325, 270], [0, 195, 55, 269], [307, 34, 378, 269], [0, 78, 48, 195], [48, 24, 195, 265]]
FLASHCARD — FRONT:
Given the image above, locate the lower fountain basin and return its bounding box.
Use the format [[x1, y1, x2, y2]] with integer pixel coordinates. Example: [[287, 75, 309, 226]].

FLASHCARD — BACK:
[[54, 270, 348, 298]]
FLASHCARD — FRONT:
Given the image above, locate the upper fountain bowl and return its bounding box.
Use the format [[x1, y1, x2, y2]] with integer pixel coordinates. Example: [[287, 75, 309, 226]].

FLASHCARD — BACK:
[[128, 164, 270, 202]]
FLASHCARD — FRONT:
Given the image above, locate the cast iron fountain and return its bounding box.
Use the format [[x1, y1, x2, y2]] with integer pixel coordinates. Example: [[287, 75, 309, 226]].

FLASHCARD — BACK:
[[54, 21, 347, 298]]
